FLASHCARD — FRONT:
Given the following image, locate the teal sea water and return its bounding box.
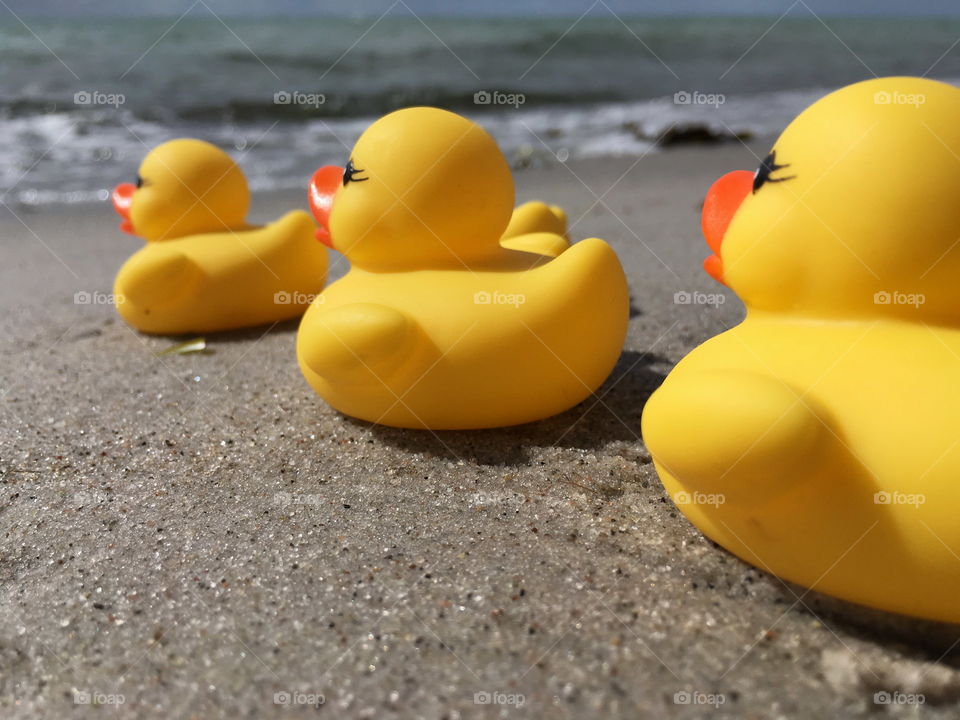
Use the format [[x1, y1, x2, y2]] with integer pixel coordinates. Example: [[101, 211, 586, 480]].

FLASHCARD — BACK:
[[2, 15, 959, 204]]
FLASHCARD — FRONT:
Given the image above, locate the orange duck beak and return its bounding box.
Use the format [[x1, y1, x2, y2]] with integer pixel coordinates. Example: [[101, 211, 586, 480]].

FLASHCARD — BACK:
[[308, 166, 343, 248], [112, 183, 137, 235], [701, 170, 753, 285]]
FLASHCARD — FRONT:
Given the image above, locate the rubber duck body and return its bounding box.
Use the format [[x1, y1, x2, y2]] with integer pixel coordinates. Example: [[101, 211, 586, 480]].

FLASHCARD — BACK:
[[112, 139, 326, 334], [642, 77, 960, 623], [297, 107, 629, 430]]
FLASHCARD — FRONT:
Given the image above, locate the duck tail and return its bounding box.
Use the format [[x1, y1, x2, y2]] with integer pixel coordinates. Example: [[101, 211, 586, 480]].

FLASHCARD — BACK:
[[500, 201, 572, 257], [503, 201, 570, 242]]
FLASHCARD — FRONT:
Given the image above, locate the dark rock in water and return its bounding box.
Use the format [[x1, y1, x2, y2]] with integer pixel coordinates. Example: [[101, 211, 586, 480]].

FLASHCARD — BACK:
[[658, 124, 754, 146], [623, 121, 753, 147]]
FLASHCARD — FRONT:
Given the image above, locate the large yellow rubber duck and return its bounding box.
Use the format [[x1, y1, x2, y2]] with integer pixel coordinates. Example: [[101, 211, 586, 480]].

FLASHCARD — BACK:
[[642, 77, 960, 623], [297, 107, 629, 429], [111, 139, 327, 334]]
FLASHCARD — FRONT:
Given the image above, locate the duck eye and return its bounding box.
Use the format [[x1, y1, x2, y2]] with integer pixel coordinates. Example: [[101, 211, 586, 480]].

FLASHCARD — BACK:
[[753, 149, 795, 193], [343, 159, 368, 185], [136, 175, 144, 189]]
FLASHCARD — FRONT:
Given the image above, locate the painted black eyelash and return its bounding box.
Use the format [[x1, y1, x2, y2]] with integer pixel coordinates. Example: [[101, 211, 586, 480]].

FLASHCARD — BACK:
[[136, 175, 144, 188], [753, 150, 795, 193], [343, 159, 368, 185]]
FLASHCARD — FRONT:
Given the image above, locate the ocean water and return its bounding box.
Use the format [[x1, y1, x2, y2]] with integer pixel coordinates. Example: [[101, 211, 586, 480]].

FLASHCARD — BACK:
[[2, 15, 959, 205]]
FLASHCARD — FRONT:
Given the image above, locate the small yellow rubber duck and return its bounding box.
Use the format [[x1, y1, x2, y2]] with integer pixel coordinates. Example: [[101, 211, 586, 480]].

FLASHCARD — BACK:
[[642, 77, 960, 623], [111, 139, 327, 334], [297, 107, 629, 429]]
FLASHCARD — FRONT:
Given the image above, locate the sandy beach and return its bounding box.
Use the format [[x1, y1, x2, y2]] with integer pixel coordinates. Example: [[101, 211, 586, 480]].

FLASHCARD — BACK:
[[3, 143, 960, 719]]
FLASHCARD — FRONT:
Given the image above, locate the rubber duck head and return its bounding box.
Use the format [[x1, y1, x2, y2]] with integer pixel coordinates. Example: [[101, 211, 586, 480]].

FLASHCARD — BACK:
[[702, 77, 960, 324], [112, 139, 250, 242], [308, 107, 515, 271]]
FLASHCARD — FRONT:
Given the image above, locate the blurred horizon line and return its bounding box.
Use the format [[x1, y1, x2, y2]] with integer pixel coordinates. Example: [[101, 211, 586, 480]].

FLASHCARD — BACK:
[[5, 12, 960, 21], [4, 0, 960, 20]]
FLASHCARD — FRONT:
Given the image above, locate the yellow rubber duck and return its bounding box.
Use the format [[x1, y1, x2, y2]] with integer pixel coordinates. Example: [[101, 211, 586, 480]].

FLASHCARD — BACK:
[[111, 139, 327, 334], [297, 107, 629, 429], [642, 77, 960, 623]]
